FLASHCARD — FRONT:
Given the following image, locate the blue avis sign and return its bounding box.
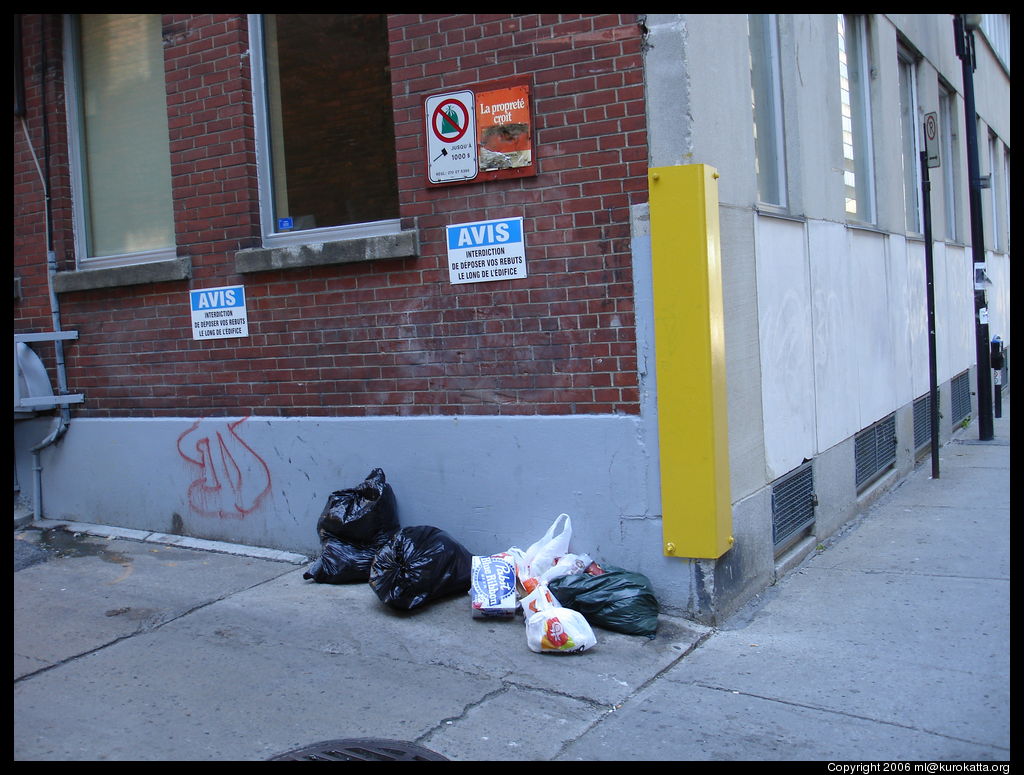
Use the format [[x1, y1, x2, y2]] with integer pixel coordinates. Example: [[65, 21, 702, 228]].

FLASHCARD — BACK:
[[446, 217, 527, 285], [190, 285, 249, 340]]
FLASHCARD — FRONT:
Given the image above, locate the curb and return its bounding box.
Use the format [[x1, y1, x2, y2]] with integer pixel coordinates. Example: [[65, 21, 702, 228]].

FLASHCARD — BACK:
[[15, 518, 310, 565]]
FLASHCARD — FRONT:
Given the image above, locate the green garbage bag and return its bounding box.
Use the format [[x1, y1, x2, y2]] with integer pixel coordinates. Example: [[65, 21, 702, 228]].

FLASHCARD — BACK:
[[547, 565, 659, 637]]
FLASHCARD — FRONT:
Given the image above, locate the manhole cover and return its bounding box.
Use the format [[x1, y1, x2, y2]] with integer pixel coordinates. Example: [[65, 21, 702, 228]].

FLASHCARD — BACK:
[[269, 738, 449, 761]]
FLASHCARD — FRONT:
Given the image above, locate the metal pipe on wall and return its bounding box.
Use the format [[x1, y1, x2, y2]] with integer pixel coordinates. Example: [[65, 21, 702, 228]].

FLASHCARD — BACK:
[[17, 14, 75, 520]]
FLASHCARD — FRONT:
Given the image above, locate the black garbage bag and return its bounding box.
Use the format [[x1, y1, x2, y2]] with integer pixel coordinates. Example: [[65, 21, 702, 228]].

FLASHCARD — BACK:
[[317, 468, 398, 544], [548, 565, 660, 637], [368, 526, 472, 611], [304, 469, 399, 584], [303, 532, 392, 584]]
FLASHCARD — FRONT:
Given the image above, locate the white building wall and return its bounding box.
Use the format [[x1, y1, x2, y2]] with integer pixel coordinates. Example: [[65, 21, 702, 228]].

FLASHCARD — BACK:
[[808, 220, 860, 452], [938, 242, 975, 383], [645, 11, 1009, 496], [754, 215, 815, 480], [986, 252, 1011, 349]]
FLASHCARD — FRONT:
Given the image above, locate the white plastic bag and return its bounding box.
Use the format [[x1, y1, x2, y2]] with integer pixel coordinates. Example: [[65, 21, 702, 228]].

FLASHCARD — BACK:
[[537, 552, 593, 587], [520, 582, 560, 616], [525, 606, 597, 654], [516, 513, 573, 591]]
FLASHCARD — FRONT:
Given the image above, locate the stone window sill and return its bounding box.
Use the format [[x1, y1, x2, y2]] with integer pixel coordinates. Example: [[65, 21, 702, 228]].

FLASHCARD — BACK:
[[235, 230, 419, 274], [52, 257, 192, 294]]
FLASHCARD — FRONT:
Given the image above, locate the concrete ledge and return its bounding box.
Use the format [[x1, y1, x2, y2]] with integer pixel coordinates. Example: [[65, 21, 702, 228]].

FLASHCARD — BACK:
[[235, 230, 419, 273], [773, 534, 818, 580], [22, 518, 310, 565], [53, 257, 192, 293], [855, 467, 899, 512]]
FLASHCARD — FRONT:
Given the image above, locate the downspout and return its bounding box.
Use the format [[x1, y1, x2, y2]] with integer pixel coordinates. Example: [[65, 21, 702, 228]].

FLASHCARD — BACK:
[[19, 14, 73, 521]]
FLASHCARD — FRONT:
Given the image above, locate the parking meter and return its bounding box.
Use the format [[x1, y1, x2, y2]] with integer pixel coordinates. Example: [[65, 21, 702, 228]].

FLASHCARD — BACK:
[[990, 336, 1004, 417], [990, 336, 1004, 371]]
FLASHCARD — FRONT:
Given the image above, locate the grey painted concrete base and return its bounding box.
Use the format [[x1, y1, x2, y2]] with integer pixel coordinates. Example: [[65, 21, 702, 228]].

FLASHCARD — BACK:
[[14, 413, 698, 613], [11, 379, 999, 629]]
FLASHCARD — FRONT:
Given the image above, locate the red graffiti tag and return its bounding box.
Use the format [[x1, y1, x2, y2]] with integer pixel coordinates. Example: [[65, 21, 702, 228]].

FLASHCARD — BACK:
[[176, 416, 272, 519]]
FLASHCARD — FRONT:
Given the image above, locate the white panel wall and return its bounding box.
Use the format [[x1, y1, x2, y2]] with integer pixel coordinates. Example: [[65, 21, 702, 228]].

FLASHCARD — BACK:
[[934, 242, 954, 383], [890, 238, 918, 408], [755, 215, 816, 480], [808, 220, 859, 452], [906, 241, 986, 396], [940, 243, 975, 380], [986, 252, 1011, 348], [758, 215, 988, 486], [906, 239, 932, 400], [850, 229, 899, 428]]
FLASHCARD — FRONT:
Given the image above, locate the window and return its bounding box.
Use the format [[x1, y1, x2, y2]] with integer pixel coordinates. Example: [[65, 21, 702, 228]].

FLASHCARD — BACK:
[[980, 14, 1010, 73], [64, 14, 176, 267], [251, 14, 400, 246], [897, 48, 922, 233], [837, 14, 875, 223], [749, 14, 787, 207], [988, 133, 1005, 251], [938, 85, 960, 242], [1004, 150, 1011, 253]]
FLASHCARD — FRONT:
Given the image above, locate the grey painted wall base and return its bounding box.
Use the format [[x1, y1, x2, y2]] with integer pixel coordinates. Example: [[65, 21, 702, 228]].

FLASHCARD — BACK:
[[14, 385, 968, 626], [14, 413, 705, 615]]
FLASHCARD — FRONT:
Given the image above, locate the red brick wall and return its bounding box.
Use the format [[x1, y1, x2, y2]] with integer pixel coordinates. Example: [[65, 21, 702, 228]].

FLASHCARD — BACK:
[[14, 14, 71, 330], [13, 14, 647, 418]]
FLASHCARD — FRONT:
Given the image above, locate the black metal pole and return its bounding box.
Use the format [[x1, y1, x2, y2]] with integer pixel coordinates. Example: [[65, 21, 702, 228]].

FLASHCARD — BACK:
[[954, 13, 994, 441], [920, 150, 940, 479]]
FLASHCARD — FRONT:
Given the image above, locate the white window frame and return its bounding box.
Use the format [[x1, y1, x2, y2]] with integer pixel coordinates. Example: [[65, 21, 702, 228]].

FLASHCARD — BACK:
[[1004, 149, 1010, 253], [838, 14, 876, 224], [988, 133, 1004, 252], [748, 13, 788, 208], [980, 14, 1010, 73], [247, 14, 402, 249], [897, 47, 922, 234], [938, 85, 959, 242], [63, 13, 178, 270]]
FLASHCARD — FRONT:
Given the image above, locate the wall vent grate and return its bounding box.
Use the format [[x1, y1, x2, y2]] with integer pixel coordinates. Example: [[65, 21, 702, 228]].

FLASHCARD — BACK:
[[913, 392, 937, 450], [772, 461, 815, 547], [855, 414, 897, 490], [950, 369, 971, 428]]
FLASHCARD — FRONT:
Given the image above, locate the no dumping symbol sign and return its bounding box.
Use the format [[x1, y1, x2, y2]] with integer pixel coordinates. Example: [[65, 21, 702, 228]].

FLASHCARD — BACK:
[[432, 99, 470, 142], [426, 90, 477, 184]]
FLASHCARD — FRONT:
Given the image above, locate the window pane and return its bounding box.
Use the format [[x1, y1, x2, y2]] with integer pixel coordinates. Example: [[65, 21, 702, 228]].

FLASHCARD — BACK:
[[749, 14, 786, 206], [77, 14, 175, 258], [261, 14, 398, 232], [938, 88, 958, 241], [838, 15, 875, 222], [989, 134, 1002, 250], [897, 53, 920, 232]]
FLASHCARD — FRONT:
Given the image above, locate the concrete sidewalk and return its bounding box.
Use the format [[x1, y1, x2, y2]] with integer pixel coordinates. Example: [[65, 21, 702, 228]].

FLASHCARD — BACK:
[[13, 398, 1009, 761], [562, 399, 1010, 761]]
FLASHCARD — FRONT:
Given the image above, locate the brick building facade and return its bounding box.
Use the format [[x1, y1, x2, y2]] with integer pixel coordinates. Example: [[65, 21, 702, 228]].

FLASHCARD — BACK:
[[16, 14, 647, 419], [14, 14, 1011, 624]]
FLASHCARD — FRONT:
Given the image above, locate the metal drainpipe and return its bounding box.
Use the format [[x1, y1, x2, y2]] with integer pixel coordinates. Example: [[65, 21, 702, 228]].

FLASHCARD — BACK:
[[22, 15, 73, 522], [31, 249, 73, 522]]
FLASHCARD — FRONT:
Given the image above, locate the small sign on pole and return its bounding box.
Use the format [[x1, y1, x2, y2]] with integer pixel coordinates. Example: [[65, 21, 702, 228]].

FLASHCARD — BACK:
[[190, 285, 249, 340], [924, 111, 940, 168]]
